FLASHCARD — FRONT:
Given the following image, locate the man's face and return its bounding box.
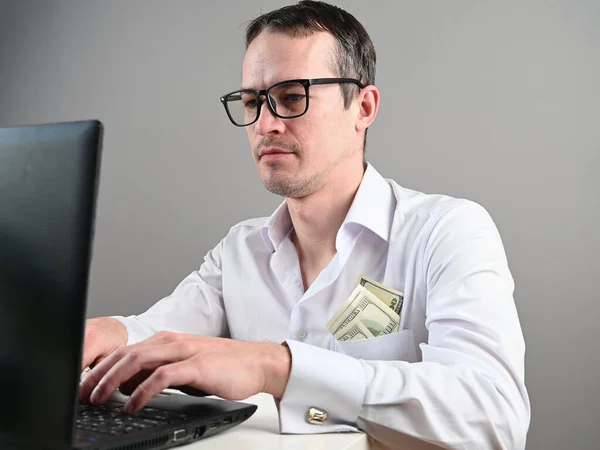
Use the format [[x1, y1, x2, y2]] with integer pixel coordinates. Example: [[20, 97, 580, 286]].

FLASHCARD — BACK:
[[242, 31, 362, 198]]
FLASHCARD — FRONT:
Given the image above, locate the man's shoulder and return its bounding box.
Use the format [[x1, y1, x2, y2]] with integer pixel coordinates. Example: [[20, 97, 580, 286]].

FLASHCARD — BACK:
[[385, 179, 497, 242], [227, 216, 270, 235], [387, 178, 477, 219], [215, 216, 271, 254]]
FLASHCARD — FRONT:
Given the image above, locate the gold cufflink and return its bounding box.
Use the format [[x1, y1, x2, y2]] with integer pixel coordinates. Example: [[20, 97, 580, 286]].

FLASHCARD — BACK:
[[308, 407, 328, 424]]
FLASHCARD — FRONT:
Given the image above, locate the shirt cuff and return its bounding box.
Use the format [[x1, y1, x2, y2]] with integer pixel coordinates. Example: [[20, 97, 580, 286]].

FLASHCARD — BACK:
[[277, 339, 366, 434], [110, 315, 155, 346]]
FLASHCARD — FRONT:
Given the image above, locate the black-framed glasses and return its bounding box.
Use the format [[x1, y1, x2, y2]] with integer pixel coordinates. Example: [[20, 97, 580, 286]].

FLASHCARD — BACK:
[[220, 78, 365, 127]]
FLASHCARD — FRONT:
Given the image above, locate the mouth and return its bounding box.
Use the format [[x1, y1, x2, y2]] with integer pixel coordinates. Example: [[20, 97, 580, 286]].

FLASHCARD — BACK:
[[259, 148, 295, 159]]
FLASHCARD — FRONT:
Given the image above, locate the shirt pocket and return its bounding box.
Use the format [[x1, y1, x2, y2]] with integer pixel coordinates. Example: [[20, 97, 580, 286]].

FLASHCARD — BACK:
[[332, 329, 418, 362]]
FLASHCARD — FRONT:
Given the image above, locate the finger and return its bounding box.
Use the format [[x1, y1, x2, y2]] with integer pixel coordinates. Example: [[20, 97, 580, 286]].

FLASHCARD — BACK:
[[81, 334, 166, 399], [80, 333, 193, 401], [81, 338, 102, 371], [81, 327, 93, 371], [81, 349, 107, 373], [89, 341, 196, 405], [79, 347, 129, 403], [124, 359, 200, 414], [118, 369, 165, 396], [79, 335, 181, 402], [81, 348, 92, 372]]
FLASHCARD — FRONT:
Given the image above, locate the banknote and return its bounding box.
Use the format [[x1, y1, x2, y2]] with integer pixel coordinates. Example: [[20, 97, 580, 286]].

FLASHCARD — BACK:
[[359, 275, 404, 317], [335, 321, 374, 342], [326, 284, 364, 332], [326, 285, 400, 339]]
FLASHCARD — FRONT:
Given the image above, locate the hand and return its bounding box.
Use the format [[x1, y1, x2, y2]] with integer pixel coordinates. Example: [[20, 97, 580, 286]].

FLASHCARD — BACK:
[[81, 317, 128, 371], [78, 332, 292, 414]]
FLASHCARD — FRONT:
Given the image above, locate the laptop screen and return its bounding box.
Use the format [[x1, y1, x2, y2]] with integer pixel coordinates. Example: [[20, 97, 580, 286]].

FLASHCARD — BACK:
[[0, 121, 102, 449]]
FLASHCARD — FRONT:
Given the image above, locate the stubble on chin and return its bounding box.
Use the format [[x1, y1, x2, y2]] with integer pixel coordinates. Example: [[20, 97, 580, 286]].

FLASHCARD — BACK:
[[260, 162, 321, 198], [254, 138, 316, 197]]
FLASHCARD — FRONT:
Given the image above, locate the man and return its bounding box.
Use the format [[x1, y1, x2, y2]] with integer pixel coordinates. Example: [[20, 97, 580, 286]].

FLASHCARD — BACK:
[[79, 1, 530, 448]]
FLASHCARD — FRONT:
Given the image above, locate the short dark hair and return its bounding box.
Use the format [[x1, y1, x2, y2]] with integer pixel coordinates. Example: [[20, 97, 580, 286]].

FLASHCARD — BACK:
[[245, 1, 376, 110]]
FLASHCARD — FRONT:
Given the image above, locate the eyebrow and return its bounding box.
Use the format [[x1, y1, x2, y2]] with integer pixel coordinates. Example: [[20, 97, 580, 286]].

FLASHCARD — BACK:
[[239, 80, 265, 91], [240, 83, 269, 91], [240, 78, 294, 91]]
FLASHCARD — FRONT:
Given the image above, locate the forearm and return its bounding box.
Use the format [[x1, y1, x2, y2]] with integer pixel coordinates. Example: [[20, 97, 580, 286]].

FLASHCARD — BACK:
[[357, 361, 529, 449], [110, 261, 229, 345], [110, 237, 228, 345], [276, 342, 529, 449]]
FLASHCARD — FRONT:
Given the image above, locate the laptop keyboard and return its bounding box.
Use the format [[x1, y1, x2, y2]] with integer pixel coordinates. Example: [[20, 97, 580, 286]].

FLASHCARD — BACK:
[[77, 403, 193, 436]]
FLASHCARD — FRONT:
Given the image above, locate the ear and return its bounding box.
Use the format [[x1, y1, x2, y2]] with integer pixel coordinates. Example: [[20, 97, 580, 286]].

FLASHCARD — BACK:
[[355, 85, 380, 133]]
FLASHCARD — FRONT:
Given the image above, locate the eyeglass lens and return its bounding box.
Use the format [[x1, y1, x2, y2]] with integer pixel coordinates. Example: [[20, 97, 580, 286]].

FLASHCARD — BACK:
[[224, 81, 308, 126]]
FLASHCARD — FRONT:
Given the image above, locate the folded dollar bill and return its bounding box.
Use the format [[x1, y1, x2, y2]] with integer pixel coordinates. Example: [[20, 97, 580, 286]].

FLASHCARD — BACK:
[[358, 275, 404, 317], [326, 284, 400, 342]]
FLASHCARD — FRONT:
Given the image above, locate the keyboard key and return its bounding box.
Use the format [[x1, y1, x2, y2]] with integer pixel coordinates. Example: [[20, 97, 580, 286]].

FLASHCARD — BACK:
[[76, 403, 189, 437]]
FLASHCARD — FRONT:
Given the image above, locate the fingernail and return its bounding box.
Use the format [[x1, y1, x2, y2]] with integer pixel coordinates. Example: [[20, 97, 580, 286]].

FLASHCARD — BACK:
[[123, 400, 133, 414], [90, 388, 100, 404]]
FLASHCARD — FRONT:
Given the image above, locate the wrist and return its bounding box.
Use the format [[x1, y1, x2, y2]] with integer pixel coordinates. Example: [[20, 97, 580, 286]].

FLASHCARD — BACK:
[[260, 342, 292, 399], [90, 317, 128, 347]]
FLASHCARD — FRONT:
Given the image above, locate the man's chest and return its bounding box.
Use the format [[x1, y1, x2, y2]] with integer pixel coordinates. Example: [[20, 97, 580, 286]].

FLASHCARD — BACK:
[[221, 230, 428, 363]]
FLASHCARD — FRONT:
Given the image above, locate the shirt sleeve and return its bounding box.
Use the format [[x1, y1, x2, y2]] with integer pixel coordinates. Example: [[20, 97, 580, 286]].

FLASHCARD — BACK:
[[277, 202, 530, 449], [111, 237, 229, 345], [277, 339, 366, 434]]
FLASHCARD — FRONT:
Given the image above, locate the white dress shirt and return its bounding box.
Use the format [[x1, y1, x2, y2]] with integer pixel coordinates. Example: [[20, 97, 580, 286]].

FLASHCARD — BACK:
[[113, 163, 530, 449]]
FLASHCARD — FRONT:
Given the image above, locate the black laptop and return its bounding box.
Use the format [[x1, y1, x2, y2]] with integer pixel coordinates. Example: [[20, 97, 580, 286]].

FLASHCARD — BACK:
[[0, 120, 257, 450]]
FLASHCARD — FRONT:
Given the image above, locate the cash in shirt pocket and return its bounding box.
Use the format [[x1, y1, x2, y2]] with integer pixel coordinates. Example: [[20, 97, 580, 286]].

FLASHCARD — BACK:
[[332, 328, 418, 362]]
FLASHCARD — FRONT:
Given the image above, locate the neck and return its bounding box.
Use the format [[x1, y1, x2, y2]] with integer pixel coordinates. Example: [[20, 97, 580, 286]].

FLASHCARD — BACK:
[[288, 160, 366, 266]]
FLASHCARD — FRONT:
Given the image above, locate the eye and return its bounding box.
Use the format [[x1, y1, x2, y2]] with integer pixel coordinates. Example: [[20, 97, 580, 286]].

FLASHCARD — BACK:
[[284, 94, 305, 102], [240, 92, 258, 109], [244, 98, 258, 109]]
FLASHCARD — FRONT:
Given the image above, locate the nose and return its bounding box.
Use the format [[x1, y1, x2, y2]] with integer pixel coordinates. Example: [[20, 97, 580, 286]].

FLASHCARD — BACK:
[[253, 97, 285, 136]]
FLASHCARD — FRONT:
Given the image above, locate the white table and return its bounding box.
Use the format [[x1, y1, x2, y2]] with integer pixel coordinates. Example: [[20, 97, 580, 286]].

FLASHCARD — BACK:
[[183, 393, 369, 450]]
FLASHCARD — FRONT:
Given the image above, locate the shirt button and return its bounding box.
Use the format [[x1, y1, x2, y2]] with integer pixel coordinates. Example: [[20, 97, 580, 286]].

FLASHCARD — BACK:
[[292, 276, 301, 286], [296, 329, 307, 340]]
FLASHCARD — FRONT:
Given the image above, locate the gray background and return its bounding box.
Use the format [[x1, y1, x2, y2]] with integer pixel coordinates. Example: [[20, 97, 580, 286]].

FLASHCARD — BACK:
[[0, 0, 598, 448]]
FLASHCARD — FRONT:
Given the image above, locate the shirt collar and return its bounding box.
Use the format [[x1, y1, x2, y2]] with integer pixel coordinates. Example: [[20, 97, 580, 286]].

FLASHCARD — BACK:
[[341, 162, 394, 243], [260, 163, 394, 252], [261, 200, 293, 252]]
